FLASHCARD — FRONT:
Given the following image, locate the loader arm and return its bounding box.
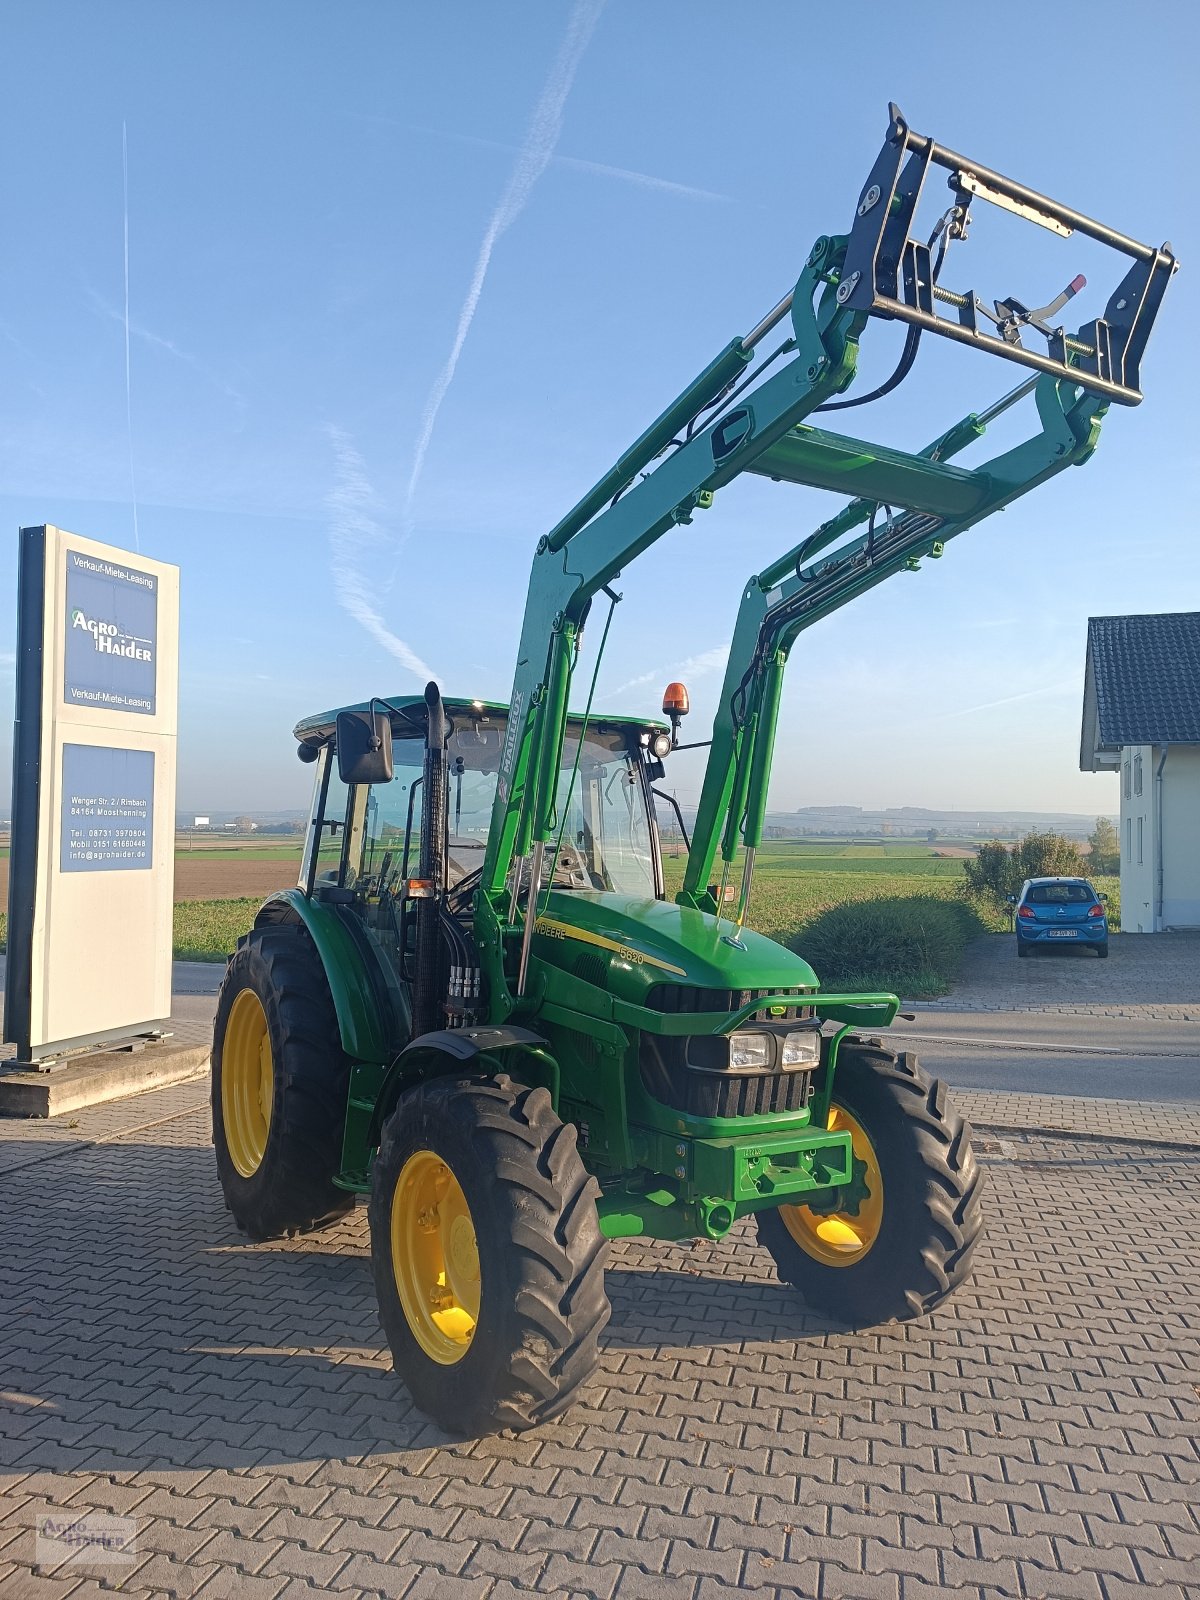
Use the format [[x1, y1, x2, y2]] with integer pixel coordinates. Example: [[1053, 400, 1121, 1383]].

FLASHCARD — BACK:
[[479, 102, 1175, 1007], [678, 372, 1105, 916], [477, 232, 867, 974]]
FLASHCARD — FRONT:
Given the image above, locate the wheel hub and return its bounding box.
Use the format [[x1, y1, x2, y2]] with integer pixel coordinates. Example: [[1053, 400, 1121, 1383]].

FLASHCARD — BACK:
[[220, 989, 274, 1178], [390, 1152, 481, 1364]]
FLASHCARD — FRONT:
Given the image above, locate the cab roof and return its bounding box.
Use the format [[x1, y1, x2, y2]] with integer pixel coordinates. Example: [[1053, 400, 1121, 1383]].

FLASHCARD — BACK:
[[293, 694, 667, 747]]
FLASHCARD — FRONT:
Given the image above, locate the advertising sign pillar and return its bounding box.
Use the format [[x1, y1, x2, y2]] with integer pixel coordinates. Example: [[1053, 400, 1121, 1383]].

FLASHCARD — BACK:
[[5, 526, 179, 1062]]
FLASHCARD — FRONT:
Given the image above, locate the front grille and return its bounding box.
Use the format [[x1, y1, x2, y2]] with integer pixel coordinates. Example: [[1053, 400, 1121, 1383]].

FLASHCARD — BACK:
[[686, 1067, 813, 1119], [645, 984, 815, 1023]]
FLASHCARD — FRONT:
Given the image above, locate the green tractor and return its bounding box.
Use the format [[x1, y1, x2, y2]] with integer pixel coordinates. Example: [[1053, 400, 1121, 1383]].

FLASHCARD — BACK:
[[211, 105, 1174, 1434]]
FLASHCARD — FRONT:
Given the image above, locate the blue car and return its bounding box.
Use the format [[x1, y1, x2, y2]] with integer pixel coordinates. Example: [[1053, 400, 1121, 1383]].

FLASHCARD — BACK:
[[1011, 877, 1109, 958]]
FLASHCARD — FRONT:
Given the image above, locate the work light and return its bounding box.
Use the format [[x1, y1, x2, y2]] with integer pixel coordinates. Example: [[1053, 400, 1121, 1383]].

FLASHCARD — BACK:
[[781, 1030, 821, 1069], [729, 1032, 771, 1069]]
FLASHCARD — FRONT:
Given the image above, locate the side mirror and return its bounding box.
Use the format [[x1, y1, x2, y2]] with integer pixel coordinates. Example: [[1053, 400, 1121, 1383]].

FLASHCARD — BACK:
[[336, 710, 394, 785], [1099, 892, 1109, 902], [1006, 894, 1017, 904]]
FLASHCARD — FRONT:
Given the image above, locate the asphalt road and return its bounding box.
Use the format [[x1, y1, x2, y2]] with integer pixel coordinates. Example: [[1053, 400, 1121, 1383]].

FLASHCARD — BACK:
[[891, 1009, 1200, 1104], [3, 947, 1195, 1105], [170, 959, 1200, 1106]]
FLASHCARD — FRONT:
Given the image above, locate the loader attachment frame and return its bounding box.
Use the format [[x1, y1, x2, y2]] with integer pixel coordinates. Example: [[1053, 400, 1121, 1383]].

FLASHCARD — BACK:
[[839, 103, 1176, 406], [478, 103, 1175, 1014]]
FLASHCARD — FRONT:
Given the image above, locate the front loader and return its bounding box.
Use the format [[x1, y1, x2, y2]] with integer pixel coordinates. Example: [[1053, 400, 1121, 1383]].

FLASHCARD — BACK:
[[211, 105, 1175, 1434]]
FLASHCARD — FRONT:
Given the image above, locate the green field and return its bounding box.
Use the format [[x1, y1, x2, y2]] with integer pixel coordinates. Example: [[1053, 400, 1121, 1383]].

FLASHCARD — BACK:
[[173, 845, 302, 860], [171, 899, 266, 961], [0, 836, 1120, 999]]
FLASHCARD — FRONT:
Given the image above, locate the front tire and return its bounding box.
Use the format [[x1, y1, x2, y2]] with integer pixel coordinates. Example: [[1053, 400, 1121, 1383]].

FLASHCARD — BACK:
[[757, 1040, 984, 1325], [212, 924, 355, 1239], [369, 1075, 609, 1435]]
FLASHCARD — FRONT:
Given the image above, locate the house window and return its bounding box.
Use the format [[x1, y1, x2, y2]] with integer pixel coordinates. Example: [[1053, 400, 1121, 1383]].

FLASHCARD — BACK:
[[1137, 816, 1143, 865], [1134, 753, 1143, 796], [1123, 759, 1131, 799], [1125, 817, 1131, 859]]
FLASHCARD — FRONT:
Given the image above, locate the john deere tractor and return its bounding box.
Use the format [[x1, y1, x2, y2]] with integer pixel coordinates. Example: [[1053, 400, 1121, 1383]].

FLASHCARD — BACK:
[[212, 105, 1174, 1434]]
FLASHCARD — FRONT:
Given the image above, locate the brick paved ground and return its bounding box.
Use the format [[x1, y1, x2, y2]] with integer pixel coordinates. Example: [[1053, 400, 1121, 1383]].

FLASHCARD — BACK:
[[956, 1089, 1200, 1148], [919, 932, 1200, 1020], [2, 1076, 1198, 1600]]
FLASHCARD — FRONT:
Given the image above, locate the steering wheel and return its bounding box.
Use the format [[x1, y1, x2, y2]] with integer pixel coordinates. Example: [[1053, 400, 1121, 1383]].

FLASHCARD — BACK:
[[549, 840, 592, 889]]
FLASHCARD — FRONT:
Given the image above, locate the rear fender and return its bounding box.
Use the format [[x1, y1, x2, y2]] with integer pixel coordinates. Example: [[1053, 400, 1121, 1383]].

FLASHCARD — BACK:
[[254, 889, 392, 1064]]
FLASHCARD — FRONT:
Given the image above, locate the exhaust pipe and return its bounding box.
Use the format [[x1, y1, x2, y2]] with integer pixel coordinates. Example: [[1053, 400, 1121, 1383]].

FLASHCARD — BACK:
[[412, 680, 448, 1038]]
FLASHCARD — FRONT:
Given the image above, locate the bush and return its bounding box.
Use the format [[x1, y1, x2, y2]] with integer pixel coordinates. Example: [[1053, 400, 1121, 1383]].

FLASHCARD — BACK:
[[791, 895, 989, 999]]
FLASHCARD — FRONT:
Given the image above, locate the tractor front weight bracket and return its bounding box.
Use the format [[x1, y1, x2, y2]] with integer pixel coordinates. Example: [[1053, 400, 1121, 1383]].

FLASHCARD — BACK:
[[602, 1120, 857, 1242]]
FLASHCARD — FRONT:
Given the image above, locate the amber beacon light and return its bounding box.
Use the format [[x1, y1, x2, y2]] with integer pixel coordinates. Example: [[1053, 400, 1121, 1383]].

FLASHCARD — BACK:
[[662, 681, 690, 746]]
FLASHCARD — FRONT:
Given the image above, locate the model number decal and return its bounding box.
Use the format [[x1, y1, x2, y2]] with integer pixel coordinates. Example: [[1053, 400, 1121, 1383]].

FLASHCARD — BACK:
[[533, 917, 687, 977]]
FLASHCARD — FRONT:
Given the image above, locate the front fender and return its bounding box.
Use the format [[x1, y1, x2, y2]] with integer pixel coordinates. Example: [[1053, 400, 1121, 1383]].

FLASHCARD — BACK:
[[368, 1025, 551, 1146], [256, 889, 392, 1064]]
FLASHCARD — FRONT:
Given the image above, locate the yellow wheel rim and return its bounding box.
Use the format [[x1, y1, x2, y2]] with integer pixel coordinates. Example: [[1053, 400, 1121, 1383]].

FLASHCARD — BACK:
[[221, 989, 274, 1178], [780, 1104, 884, 1267], [390, 1150, 480, 1365]]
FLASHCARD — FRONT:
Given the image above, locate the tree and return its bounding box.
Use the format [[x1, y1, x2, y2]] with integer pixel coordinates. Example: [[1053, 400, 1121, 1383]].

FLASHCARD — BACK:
[[963, 831, 1087, 908], [963, 840, 1018, 902], [1013, 829, 1086, 880], [1088, 816, 1120, 875]]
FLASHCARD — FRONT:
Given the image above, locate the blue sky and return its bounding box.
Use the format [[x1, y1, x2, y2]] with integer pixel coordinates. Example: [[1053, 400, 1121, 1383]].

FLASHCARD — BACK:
[[1, 0, 1196, 818]]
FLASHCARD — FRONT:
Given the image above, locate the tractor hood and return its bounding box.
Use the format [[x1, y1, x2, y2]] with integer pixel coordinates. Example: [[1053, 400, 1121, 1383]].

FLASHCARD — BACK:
[[532, 890, 819, 1005]]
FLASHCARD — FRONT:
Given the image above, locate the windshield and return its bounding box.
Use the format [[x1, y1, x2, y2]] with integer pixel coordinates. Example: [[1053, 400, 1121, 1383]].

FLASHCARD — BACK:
[[548, 728, 657, 898], [1026, 883, 1094, 904], [353, 716, 658, 899]]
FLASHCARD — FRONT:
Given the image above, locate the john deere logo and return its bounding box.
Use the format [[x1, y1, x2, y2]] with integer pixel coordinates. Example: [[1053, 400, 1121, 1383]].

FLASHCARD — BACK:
[[70, 608, 153, 663]]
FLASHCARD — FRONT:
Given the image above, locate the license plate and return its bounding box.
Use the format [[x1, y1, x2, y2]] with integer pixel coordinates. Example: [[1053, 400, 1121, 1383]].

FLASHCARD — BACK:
[[1047, 929, 1078, 938]]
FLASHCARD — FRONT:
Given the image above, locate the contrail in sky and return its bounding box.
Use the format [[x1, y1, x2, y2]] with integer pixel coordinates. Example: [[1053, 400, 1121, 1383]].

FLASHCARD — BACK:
[[328, 426, 437, 679], [122, 121, 140, 553], [403, 0, 606, 524], [330, 1, 603, 673], [612, 646, 729, 697], [933, 679, 1076, 719], [86, 285, 246, 409], [408, 123, 730, 203]]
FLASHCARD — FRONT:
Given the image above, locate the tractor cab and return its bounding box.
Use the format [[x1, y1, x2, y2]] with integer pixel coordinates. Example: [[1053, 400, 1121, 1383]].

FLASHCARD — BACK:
[[291, 695, 672, 1044]]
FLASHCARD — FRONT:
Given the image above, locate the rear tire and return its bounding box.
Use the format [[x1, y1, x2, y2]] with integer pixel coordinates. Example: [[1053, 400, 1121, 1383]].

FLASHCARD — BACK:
[[1097, 941, 1109, 958], [757, 1040, 984, 1325], [1016, 939, 1030, 958], [212, 925, 355, 1240], [369, 1075, 609, 1435]]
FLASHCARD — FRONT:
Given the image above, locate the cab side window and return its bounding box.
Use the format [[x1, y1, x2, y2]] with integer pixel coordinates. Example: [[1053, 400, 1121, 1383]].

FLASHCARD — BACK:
[[312, 753, 354, 888]]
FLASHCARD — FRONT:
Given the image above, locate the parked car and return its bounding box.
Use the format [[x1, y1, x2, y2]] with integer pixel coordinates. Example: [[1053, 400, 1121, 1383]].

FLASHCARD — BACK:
[[1009, 877, 1109, 958]]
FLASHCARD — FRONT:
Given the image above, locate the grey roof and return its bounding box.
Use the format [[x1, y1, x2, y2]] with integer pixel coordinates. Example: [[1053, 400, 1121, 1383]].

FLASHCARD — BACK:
[[1085, 612, 1200, 749]]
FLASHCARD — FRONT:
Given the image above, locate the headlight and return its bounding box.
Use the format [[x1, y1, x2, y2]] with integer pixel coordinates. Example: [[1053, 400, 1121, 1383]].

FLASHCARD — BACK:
[[651, 731, 673, 759], [781, 1029, 820, 1069], [729, 1032, 771, 1069]]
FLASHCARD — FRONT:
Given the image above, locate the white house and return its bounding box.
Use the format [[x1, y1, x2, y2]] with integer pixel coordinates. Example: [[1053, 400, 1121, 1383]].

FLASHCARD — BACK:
[[1080, 611, 1200, 932]]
